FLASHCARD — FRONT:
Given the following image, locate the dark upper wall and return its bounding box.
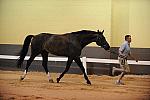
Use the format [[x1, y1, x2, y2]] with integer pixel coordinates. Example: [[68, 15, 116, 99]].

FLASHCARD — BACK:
[[0, 44, 150, 75], [0, 44, 150, 60]]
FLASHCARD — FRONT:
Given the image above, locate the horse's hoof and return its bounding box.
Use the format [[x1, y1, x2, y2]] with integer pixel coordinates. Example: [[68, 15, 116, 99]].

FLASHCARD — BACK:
[[20, 76, 24, 81], [49, 79, 54, 83], [57, 78, 60, 83], [87, 80, 91, 85]]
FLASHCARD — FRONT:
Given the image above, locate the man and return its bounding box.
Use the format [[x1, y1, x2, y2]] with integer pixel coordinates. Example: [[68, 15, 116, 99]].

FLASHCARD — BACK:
[[112, 35, 138, 85]]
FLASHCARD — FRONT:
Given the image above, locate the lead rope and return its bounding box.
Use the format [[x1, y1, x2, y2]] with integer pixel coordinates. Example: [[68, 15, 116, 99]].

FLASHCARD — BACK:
[[107, 49, 119, 56]]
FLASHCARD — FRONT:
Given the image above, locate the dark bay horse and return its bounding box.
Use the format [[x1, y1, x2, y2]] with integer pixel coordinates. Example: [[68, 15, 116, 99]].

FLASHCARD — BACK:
[[17, 30, 110, 84]]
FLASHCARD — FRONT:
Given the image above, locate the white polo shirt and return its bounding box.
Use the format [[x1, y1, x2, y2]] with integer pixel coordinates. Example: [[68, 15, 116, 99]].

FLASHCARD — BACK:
[[119, 41, 131, 58]]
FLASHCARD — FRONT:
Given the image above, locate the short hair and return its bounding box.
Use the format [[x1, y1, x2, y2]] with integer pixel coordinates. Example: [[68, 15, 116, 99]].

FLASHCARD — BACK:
[[125, 35, 131, 40]]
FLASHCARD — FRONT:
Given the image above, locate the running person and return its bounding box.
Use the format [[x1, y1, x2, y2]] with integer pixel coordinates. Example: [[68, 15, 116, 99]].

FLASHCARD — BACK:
[[112, 35, 138, 85]]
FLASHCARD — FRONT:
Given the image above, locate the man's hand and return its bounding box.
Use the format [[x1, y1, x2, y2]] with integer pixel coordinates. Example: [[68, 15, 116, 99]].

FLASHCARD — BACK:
[[129, 53, 138, 62], [135, 59, 138, 62]]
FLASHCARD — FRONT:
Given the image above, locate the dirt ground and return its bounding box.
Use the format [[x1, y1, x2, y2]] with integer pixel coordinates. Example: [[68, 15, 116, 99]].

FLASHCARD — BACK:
[[0, 70, 150, 100]]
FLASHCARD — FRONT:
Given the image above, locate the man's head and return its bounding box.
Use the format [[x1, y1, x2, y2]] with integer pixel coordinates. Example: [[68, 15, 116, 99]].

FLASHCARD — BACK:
[[125, 35, 131, 43]]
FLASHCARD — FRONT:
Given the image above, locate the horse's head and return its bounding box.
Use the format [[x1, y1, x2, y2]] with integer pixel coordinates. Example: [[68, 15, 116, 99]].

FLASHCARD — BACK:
[[96, 30, 110, 50]]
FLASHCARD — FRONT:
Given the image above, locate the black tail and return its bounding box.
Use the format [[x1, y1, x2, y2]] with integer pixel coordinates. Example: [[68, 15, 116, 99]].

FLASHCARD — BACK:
[[17, 35, 34, 68]]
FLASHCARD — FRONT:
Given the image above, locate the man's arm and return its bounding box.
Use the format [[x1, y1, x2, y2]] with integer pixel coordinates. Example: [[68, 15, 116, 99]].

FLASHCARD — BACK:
[[129, 53, 138, 62]]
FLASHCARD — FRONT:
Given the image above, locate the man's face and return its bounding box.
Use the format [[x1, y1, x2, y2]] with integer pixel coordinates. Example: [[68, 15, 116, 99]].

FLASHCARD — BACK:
[[127, 36, 131, 43]]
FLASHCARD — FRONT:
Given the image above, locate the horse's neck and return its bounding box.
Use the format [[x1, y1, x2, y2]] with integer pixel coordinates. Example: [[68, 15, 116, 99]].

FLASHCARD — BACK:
[[79, 34, 97, 48]]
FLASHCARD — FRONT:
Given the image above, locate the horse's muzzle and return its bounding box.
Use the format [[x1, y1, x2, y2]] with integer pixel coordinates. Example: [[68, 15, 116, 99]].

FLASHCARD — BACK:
[[103, 44, 110, 50]]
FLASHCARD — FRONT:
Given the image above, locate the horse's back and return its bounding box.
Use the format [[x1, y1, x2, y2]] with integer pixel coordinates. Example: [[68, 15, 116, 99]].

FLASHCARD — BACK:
[[43, 33, 82, 56], [30, 32, 82, 56]]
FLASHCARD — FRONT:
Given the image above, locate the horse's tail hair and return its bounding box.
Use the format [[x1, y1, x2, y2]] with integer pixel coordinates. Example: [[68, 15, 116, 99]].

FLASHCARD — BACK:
[[17, 35, 34, 68]]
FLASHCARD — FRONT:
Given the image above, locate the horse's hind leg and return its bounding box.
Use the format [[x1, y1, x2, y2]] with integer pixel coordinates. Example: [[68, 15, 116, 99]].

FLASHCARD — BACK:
[[41, 51, 54, 83], [57, 57, 73, 83], [74, 57, 91, 85], [20, 51, 39, 81]]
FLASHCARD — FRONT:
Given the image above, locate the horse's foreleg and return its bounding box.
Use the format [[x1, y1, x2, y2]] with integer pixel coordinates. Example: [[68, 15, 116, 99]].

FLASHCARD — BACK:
[[57, 57, 73, 83], [74, 57, 91, 85]]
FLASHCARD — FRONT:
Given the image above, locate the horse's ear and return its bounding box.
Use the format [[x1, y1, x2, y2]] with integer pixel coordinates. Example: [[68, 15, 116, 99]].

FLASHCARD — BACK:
[[97, 30, 100, 33], [101, 30, 104, 34]]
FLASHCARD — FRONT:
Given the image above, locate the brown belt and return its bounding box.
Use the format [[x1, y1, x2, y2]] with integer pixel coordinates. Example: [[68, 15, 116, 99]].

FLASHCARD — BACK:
[[118, 55, 127, 60]]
